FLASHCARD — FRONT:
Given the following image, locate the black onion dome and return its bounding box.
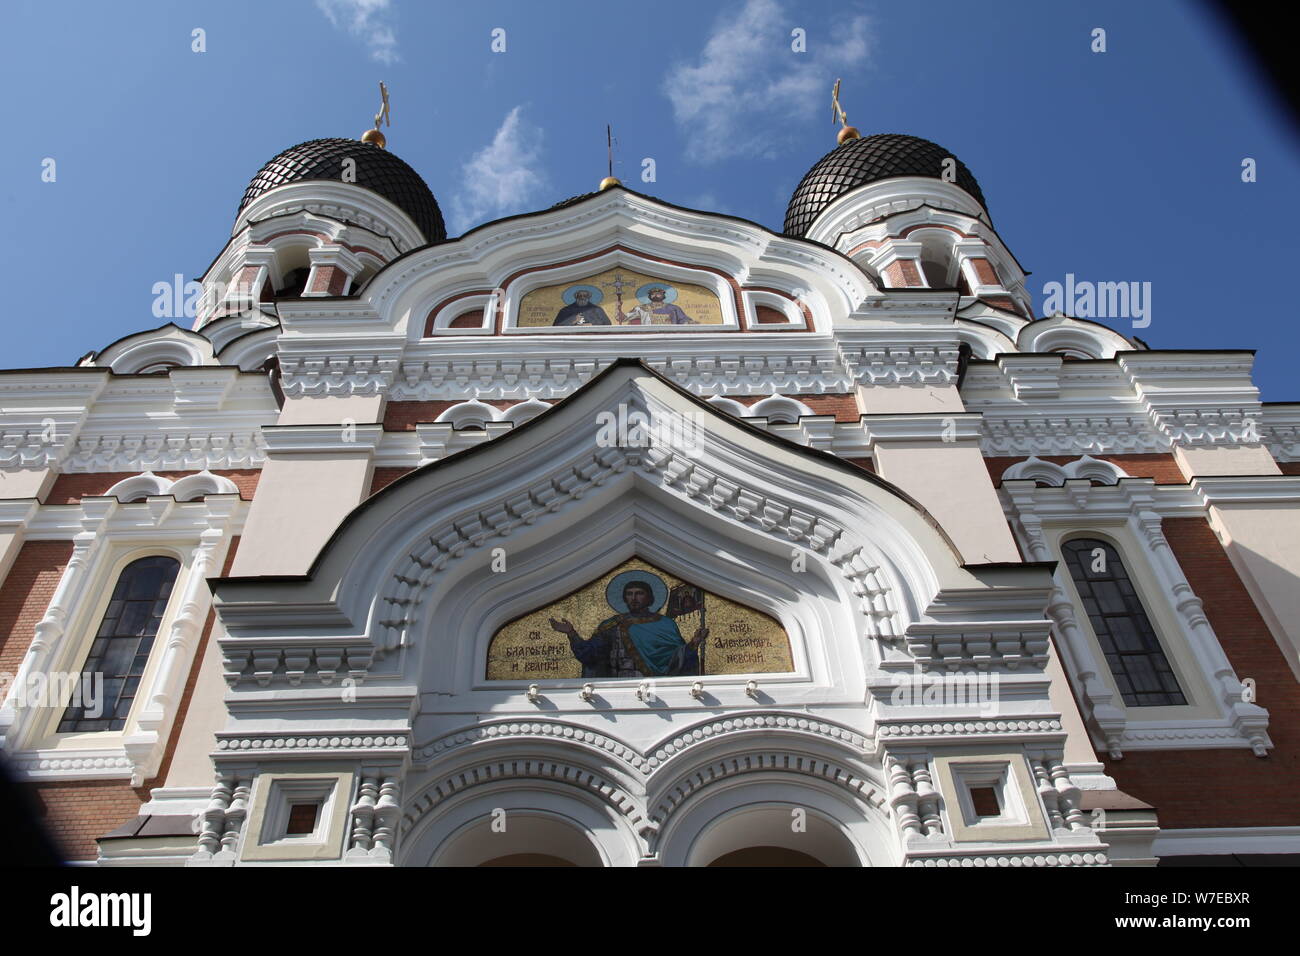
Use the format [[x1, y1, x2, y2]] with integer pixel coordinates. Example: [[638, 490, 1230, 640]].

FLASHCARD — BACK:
[[238, 138, 446, 242], [784, 133, 986, 237]]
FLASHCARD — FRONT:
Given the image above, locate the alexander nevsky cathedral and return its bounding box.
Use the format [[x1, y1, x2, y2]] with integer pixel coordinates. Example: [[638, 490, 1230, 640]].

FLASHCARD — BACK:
[[2, 91, 1298, 867]]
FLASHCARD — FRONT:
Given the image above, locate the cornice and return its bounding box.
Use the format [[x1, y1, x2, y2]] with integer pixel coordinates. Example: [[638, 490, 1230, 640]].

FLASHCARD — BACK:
[[861, 413, 983, 446], [59, 428, 267, 473], [1190, 474, 1300, 505], [261, 423, 384, 455]]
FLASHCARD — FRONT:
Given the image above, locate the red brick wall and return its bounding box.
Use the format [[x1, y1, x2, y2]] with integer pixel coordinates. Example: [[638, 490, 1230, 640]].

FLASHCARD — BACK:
[[984, 454, 1185, 486], [969, 257, 999, 286], [884, 260, 923, 287], [1101, 517, 1300, 829], [0, 540, 74, 675], [27, 782, 155, 861], [308, 264, 348, 296], [45, 469, 261, 505], [981, 295, 1023, 315], [449, 309, 485, 328], [11, 538, 242, 860], [369, 467, 412, 496]]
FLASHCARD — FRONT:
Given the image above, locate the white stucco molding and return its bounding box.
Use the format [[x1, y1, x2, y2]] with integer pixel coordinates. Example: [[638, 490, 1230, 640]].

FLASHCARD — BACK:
[[1016, 315, 1134, 360], [390, 347, 852, 401], [60, 430, 268, 474], [260, 423, 384, 455], [997, 354, 1064, 399], [1119, 352, 1266, 448], [979, 412, 1168, 457], [83, 325, 218, 375], [860, 413, 983, 448], [1000, 455, 1129, 486], [337, 187, 874, 341], [276, 337, 404, 397], [1189, 475, 1300, 506], [411, 713, 871, 778], [0, 371, 109, 472], [1260, 404, 1300, 462], [1153, 825, 1300, 858], [232, 181, 427, 253], [212, 363, 1050, 700], [804, 176, 992, 246], [837, 338, 962, 387], [401, 712, 883, 860]]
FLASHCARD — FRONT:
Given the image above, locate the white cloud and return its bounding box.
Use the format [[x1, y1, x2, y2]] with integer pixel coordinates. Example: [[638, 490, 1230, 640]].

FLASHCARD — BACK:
[[451, 106, 548, 232], [664, 0, 871, 164], [316, 0, 401, 65]]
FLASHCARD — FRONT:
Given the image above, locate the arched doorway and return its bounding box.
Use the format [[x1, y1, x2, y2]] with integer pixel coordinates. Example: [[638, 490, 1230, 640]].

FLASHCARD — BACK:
[[687, 803, 865, 867], [478, 853, 579, 867], [433, 811, 605, 867], [708, 846, 826, 867]]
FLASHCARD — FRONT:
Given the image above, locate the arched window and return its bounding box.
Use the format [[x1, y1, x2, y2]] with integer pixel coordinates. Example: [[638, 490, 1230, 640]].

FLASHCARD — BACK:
[[58, 555, 181, 733], [1060, 538, 1186, 707]]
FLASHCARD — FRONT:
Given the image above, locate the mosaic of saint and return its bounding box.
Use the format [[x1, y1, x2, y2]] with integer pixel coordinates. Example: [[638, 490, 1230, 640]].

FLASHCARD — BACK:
[[485, 558, 794, 680], [516, 267, 725, 329]]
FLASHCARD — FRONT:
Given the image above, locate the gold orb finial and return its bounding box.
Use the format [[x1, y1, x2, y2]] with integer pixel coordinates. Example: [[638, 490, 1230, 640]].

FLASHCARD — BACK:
[[831, 79, 860, 145], [599, 176, 621, 191], [362, 81, 390, 148]]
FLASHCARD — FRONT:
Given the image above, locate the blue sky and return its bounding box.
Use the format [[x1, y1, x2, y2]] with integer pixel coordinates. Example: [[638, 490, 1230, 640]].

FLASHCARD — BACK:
[[1, 0, 1296, 396]]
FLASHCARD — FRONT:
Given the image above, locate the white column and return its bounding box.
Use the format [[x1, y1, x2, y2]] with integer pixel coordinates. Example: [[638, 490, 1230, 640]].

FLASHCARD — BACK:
[[1127, 503, 1270, 755]]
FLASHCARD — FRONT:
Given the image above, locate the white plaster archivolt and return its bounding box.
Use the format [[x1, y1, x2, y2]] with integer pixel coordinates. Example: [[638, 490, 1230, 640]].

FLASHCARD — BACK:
[[500, 398, 551, 426], [433, 400, 500, 430], [105, 470, 240, 502], [999, 455, 1129, 487], [749, 395, 815, 424], [1016, 314, 1134, 359]]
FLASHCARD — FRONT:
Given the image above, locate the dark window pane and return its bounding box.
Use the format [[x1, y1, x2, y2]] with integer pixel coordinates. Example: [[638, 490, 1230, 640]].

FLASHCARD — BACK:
[[1061, 538, 1186, 707], [59, 556, 180, 733], [285, 803, 320, 835], [970, 787, 1001, 817]]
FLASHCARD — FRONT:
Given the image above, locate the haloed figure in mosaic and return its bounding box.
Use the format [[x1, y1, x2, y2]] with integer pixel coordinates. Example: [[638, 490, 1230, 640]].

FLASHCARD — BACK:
[[549, 571, 707, 678], [621, 285, 695, 325], [552, 287, 612, 326]]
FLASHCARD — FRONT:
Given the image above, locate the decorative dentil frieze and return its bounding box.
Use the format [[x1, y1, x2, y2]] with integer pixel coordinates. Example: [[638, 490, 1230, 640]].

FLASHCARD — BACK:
[[60, 430, 266, 473]]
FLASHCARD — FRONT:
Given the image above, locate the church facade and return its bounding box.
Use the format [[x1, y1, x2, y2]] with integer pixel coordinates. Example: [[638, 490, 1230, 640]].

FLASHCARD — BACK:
[[2, 122, 1298, 867]]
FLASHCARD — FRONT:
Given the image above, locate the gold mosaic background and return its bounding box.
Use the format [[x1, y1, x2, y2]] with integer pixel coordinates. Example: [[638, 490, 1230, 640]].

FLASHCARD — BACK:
[[486, 557, 794, 680], [517, 267, 724, 328]]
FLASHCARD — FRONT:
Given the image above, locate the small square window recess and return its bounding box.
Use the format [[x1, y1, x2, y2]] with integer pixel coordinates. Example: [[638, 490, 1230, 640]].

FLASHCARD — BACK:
[[969, 786, 1001, 818], [285, 802, 320, 836]]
